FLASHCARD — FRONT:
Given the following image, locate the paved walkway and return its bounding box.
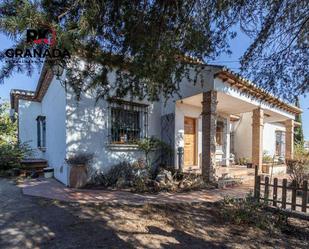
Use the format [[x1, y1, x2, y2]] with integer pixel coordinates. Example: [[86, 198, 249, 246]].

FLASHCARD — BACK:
[[20, 178, 253, 205]]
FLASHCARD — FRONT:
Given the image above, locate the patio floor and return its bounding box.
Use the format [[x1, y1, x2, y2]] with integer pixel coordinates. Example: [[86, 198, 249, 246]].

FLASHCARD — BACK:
[[19, 178, 253, 205]]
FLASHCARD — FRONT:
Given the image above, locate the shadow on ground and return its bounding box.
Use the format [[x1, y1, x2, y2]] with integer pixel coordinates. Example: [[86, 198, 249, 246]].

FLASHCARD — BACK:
[[0, 178, 308, 249]]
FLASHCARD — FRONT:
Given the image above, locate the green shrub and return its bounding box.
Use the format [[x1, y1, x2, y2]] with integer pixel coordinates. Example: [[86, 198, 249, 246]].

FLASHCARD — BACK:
[[0, 142, 33, 171], [263, 151, 273, 163], [137, 137, 173, 169], [0, 102, 17, 144], [286, 144, 309, 186], [218, 195, 286, 231], [294, 142, 309, 161], [66, 153, 94, 165], [237, 157, 249, 165], [131, 176, 149, 192], [286, 159, 309, 187], [159, 164, 178, 176], [91, 161, 149, 188], [103, 161, 134, 186], [89, 160, 157, 192]]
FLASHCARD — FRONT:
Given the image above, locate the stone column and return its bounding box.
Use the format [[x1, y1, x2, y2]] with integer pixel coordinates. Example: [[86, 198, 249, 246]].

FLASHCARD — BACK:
[[201, 91, 217, 182], [252, 108, 264, 172], [285, 119, 294, 160]]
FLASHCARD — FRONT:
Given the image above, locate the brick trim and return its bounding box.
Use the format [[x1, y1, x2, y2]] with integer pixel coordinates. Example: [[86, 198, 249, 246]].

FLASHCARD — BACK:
[[201, 91, 217, 182], [252, 108, 264, 171]]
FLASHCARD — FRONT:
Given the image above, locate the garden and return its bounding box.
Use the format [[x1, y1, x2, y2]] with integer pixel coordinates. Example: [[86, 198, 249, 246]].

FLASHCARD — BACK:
[[0, 102, 33, 175], [0, 99, 210, 193], [68, 137, 212, 193]]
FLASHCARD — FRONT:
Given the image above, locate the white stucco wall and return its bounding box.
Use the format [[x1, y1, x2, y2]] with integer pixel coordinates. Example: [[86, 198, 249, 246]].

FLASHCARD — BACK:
[[161, 65, 219, 116], [174, 103, 202, 168], [18, 78, 67, 184], [17, 64, 298, 185], [18, 100, 43, 158], [41, 78, 67, 184], [233, 112, 287, 161], [174, 102, 230, 168], [263, 122, 286, 156], [65, 80, 162, 175], [233, 112, 253, 160]]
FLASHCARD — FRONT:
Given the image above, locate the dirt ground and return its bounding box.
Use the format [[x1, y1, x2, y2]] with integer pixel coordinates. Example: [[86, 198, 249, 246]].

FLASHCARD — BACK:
[[0, 178, 308, 249]]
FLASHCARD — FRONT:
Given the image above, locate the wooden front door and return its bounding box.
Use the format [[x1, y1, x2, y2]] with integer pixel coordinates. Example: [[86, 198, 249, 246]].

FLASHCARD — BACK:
[[184, 117, 196, 167]]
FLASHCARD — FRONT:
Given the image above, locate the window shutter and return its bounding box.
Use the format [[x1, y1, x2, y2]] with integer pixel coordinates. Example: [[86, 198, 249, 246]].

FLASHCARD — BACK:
[[37, 118, 41, 147], [42, 117, 46, 147]]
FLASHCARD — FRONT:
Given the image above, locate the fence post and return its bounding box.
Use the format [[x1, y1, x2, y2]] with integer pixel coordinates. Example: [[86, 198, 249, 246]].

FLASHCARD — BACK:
[[273, 178, 278, 207], [264, 176, 269, 204], [282, 179, 287, 209], [291, 180, 297, 211], [254, 165, 259, 200], [254, 176, 261, 202], [254, 165, 258, 178], [302, 180, 308, 213]]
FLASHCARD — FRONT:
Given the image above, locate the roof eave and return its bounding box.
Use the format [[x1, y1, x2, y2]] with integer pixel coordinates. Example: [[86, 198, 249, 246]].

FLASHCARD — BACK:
[[10, 89, 36, 111], [214, 70, 302, 115], [10, 63, 54, 112]]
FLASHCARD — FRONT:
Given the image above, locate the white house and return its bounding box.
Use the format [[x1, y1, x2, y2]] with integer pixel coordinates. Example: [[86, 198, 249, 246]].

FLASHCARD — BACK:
[[10, 64, 301, 185]]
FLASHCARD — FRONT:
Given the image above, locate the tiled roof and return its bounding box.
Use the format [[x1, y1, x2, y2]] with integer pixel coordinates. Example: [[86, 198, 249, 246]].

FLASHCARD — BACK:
[[214, 67, 302, 115], [10, 61, 302, 115], [10, 63, 53, 111]]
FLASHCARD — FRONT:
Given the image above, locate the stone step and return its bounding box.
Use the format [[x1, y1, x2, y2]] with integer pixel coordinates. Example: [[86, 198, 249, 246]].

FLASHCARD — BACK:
[[20, 158, 48, 176], [21, 158, 48, 167], [217, 178, 242, 188]]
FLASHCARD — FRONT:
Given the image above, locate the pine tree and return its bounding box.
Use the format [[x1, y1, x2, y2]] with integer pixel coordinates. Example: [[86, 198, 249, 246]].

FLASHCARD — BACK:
[[239, 1, 309, 100], [294, 97, 304, 147], [0, 0, 240, 101], [0, 102, 17, 143], [0, 1, 308, 101]]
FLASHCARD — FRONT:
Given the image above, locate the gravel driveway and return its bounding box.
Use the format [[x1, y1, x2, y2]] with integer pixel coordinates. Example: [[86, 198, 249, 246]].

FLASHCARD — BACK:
[[0, 178, 308, 249], [0, 178, 130, 249]]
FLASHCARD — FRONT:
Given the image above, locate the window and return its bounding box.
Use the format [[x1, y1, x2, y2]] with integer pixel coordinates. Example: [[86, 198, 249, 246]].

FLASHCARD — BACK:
[[36, 116, 46, 148], [109, 100, 148, 144], [275, 130, 285, 158], [216, 121, 224, 150]]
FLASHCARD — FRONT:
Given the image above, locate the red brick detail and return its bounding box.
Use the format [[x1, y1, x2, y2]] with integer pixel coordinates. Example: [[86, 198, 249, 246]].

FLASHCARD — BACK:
[[285, 119, 294, 160], [201, 91, 217, 182], [252, 108, 264, 172]]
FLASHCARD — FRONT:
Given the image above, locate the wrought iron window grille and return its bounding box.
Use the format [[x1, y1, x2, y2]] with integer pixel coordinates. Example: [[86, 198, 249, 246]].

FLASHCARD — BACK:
[[108, 99, 148, 144]]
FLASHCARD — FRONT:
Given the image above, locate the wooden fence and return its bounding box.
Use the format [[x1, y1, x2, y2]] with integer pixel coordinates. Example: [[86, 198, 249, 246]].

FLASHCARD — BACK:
[[254, 166, 309, 213]]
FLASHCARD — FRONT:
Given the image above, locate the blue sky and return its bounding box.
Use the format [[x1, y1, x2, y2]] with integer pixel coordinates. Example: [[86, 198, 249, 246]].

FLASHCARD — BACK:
[[0, 31, 308, 140]]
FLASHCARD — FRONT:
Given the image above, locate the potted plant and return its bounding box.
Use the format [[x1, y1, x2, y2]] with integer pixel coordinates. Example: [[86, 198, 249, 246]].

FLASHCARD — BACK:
[[67, 153, 94, 188], [262, 151, 274, 173]]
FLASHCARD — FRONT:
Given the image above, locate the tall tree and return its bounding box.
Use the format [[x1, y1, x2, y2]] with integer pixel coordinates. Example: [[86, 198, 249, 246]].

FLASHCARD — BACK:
[[239, 0, 309, 100], [294, 97, 304, 146], [0, 0, 241, 101], [0, 0, 308, 101], [0, 101, 17, 143]]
